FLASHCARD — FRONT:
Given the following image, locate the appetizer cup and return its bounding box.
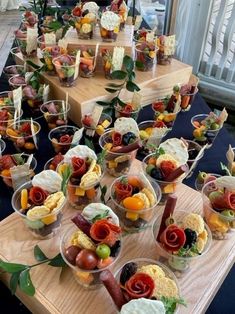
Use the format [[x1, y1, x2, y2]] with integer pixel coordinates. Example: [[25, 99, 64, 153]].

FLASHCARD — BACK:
[[16, 35, 37, 58], [143, 153, 189, 205], [156, 37, 177, 65], [134, 29, 156, 43], [10, 47, 22, 63], [53, 55, 79, 87], [110, 174, 161, 231], [74, 17, 95, 40], [180, 86, 198, 111], [184, 140, 203, 178], [191, 114, 222, 146], [80, 55, 96, 78], [43, 153, 64, 171], [152, 210, 212, 274], [135, 42, 157, 72], [202, 179, 235, 240], [48, 125, 80, 154], [82, 113, 112, 140], [40, 100, 70, 129], [0, 153, 37, 189], [99, 11, 120, 42], [0, 91, 14, 106], [12, 181, 65, 239], [114, 103, 140, 120], [114, 258, 180, 311], [195, 173, 221, 192], [99, 129, 137, 177], [0, 106, 23, 137], [152, 99, 181, 129], [60, 223, 121, 289], [3, 65, 25, 79], [8, 75, 27, 90], [6, 119, 41, 153]]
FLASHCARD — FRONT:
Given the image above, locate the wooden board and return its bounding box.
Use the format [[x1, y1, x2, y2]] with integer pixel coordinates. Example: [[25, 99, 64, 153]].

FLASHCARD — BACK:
[[16, 51, 192, 126], [0, 159, 235, 314]]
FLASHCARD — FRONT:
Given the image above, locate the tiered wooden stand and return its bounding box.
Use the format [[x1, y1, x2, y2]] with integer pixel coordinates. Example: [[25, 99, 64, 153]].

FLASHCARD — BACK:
[[0, 160, 235, 314], [15, 25, 192, 126]]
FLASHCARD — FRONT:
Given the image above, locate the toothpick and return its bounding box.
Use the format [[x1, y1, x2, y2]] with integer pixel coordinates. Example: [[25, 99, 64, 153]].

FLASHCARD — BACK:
[[94, 43, 99, 69]]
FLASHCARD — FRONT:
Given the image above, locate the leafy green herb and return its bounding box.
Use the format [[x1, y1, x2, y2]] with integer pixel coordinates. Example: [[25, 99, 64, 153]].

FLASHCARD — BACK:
[[60, 165, 72, 195], [100, 185, 108, 204], [48, 20, 63, 31], [110, 70, 127, 80], [153, 147, 165, 158], [0, 246, 66, 296], [12, 154, 25, 165], [220, 162, 232, 176], [177, 243, 200, 257], [161, 296, 187, 314], [91, 209, 109, 223], [97, 149, 107, 166], [85, 137, 95, 151], [120, 177, 128, 185], [135, 60, 144, 70]]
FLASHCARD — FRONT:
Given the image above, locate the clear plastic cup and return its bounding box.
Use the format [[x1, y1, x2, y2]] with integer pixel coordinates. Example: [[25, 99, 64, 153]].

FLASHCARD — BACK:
[[143, 153, 189, 205], [82, 113, 112, 140], [110, 174, 162, 231], [156, 37, 177, 65], [114, 258, 180, 309], [60, 224, 121, 289], [114, 104, 140, 120], [12, 181, 65, 239], [0, 91, 13, 106], [3, 65, 25, 80], [74, 16, 95, 40], [99, 129, 137, 177], [195, 173, 221, 192], [41, 100, 70, 129], [0, 106, 23, 137], [152, 98, 181, 129], [48, 125, 80, 154], [80, 55, 96, 78], [0, 153, 37, 188], [6, 119, 41, 153], [135, 42, 158, 72], [8, 74, 27, 90], [0, 138, 6, 154], [101, 49, 113, 79], [44, 153, 64, 171], [202, 179, 235, 240], [15, 34, 37, 58], [180, 87, 198, 111], [134, 29, 157, 42], [10, 47, 22, 62], [53, 55, 79, 87], [191, 114, 222, 147], [152, 210, 212, 274]]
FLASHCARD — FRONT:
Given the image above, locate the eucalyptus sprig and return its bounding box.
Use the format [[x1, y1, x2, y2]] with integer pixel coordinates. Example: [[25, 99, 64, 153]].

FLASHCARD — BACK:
[[97, 55, 140, 118], [0, 245, 66, 296]]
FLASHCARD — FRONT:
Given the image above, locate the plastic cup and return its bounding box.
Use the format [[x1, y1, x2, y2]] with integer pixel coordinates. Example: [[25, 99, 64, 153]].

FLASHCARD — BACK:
[[191, 114, 222, 147], [80, 55, 96, 78], [12, 181, 65, 239], [134, 29, 157, 42], [110, 174, 161, 231], [99, 129, 136, 177], [0, 138, 6, 154], [202, 179, 235, 240], [8, 74, 27, 90], [156, 38, 177, 65], [60, 224, 121, 289], [53, 55, 79, 87], [10, 47, 22, 62], [6, 119, 41, 153], [82, 113, 112, 140], [143, 153, 189, 205], [195, 173, 221, 192], [3, 65, 25, 80], [152, 210, 212, 273], [99, 14, 120, 43], [180, 87, 198, 111], [48, 125, 80, 154], [0, 106, 23, 137], [16, 35, 37, 58], [41, 100, 70, 129], [0, 153, 37, 189], [184, 140, 203, 178], [101, 49, 113, 79], [74, 17, 95, 39], [135, 42, 158, 72], [115, 258, 180, 309], [106, 5, 126, 31], [44, 153, 64, 171], [114, 104, 140, 120], [138, 120, 169, 152], [152, 99, 181, 129]]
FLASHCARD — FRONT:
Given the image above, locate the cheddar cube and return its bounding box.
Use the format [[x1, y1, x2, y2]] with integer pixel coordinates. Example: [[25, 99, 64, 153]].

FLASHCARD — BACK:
[[108, 160, 118, 169], [126, 211, 139, 221], [208, 213, 229, 233], [162, 183, 175, 194], [75, 187, 85, 196], [101, 119, 110, 128]]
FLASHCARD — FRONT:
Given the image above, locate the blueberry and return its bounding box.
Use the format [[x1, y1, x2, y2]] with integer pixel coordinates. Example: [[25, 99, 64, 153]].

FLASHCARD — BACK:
[[150, 168, 163, 180], [122, 132, 137, 146], [110, 240, 121, 257], [183, 228, 197, 248], [188, 148, 198, 160], [120, 262, 138, 285]]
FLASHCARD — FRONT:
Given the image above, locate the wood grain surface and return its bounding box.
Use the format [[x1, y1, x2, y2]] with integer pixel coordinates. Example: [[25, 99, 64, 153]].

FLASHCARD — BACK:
[[0, 159, 235, 314]]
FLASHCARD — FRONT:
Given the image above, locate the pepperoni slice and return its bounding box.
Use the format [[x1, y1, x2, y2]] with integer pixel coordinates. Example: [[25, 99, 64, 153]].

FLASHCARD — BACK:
[[112, 132, 122, 147], [0, 155, 16, 171], [90, 219, 121, 247], [211, 191, 235, 210], [71, 156, 87, 178], [29, 186, 49, 206], [125, 273, 154, 299], [114, 181, 133, 202], [160, 224, 186, 252]]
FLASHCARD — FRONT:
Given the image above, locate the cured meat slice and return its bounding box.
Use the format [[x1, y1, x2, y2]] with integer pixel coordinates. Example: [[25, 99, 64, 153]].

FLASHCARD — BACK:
[[29, 186, 49, 205], [90, 219, 121, 247]]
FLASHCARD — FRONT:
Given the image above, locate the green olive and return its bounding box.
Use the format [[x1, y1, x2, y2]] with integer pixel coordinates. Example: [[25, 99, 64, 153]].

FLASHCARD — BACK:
[[96, 244, 111, 259], [197, 171, 207, 183], [221, 210, 235, 218]]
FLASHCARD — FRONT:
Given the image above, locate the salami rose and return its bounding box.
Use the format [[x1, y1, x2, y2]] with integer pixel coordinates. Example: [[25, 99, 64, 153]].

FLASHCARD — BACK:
[[90, 219, 121, 247], [211, 191, 235, 210], [71, 157, 87, 177], [160, 224, 186, 252], [29, 186, 49, 205], [125, 273, 154, 299], [114, 181, 133, 202], [59, 134, 72, 144], [23, 85, 37, 99], [152, 101, 164, 113], [0, 155, 16, 171], [160, 160, 177, 179], [121, 104, 133, 117], [112, 132, 122, 147], [154, 120, 166, 128]]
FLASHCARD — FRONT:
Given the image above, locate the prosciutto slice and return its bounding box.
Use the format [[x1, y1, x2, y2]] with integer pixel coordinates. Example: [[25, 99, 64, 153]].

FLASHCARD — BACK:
[[211, 190, 235, 211]]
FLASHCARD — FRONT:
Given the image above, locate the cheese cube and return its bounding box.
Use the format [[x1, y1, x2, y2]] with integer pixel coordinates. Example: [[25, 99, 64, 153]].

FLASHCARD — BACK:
[[75, 187, 85, 196], [101, 119, 110, 128]]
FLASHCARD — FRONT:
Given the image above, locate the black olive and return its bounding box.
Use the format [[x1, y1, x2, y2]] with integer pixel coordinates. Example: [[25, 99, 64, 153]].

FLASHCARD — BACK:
[[120, 262, 138, 285]]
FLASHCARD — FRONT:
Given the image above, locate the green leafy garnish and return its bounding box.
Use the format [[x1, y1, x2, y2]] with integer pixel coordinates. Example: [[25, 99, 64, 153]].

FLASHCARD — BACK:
[[91, 209, 109, 223], [60, 164, 72, 195], [177, 243, 200, 257], [0, 245, 66, 296], [153, 147, 165, 158], [84, 137, 95, 151], [220, 162, 232, 176], [161, 296, 187, 314], [97, 149, 107, 166], [100, 185, 108, 204], [12, 154, 25, 165]]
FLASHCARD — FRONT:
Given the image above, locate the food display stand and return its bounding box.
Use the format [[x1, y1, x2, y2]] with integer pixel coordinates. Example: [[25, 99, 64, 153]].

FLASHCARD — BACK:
[[0, 160, 235, 314]]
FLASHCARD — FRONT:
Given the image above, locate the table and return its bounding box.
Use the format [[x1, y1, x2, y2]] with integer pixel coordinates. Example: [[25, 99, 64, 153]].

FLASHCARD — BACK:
[[1, 159, 235, 314]]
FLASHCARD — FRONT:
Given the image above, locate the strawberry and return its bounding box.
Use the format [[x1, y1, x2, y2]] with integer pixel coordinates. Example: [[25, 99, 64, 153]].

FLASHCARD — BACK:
[[82, 115, 93, 127]]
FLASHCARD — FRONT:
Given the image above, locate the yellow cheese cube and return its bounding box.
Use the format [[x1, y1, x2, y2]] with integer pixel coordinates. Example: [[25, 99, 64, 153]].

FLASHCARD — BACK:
[[126, 211, 139, 221], [104, 143, 113, 151], [75, 187, 85, 196], [162, 183, 176, 194], [96, 125, 105, 136], [157, 114, 165, 121], [76, 271, 94, 285], [208, 213, 229, 233], [101, 119, 110, 128], [41, 214, 57, 225], [108, 160, 118, 169]]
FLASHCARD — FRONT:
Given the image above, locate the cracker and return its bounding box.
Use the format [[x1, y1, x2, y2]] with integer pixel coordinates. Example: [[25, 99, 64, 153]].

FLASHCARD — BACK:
[[156, 153, 179, 167], [182, 213, 205, 234], [70, 229, 96, 251], [137, 265, 165, 279], [153, 277, 179, 299]]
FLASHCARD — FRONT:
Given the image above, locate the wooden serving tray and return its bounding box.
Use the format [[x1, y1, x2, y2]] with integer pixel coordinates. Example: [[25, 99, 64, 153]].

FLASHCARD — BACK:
[[0, 160, 234, 314]]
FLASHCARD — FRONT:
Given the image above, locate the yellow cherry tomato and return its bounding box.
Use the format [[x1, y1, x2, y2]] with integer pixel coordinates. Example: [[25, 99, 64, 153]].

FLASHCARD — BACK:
[[122, 196, 145, 211]]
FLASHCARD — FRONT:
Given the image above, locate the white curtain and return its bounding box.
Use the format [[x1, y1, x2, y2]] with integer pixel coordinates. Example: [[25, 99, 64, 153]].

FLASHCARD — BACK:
[[0, 0, 20, 12]]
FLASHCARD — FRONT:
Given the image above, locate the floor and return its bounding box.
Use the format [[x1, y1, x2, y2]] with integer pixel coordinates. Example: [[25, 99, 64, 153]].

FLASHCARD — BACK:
[[0, 4, 234, 314]]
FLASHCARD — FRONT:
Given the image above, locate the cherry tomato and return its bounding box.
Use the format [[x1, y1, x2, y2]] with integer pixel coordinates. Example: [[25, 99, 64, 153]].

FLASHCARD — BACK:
[[123, 196, 145, 211]]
